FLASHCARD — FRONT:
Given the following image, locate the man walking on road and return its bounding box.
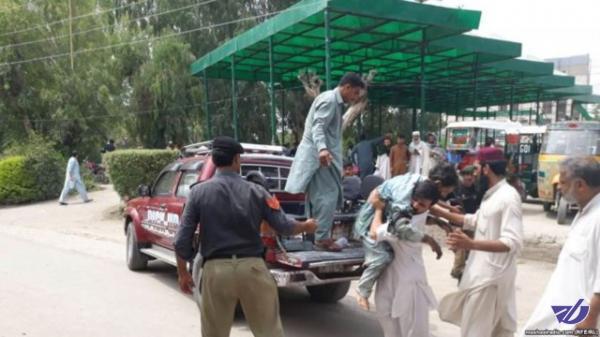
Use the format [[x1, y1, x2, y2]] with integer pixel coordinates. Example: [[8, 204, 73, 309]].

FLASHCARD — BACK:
[[520, 157, 600, 336], [285, 72, 365, 251], [58, 151, 91, 205], [431, 147, 524, 337], [174, 136, 317, 337]]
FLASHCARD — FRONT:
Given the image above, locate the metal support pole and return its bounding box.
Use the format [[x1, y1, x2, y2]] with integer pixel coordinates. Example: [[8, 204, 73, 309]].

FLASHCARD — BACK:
[[281, 89, 286, 145], [528, 107, 533, 125], [231, 55, 238, 140], [509, 83, 515, 121], [370, 100, 375, 136], [203, 70, 211, 139], [268, 37, 276, 145], [536, 92, 541, 125], [454, 91, 459, 122], [324, 9, 332, 90], [418, 41, 426, 132], [555, 100, 560, 122], [378, 104, 383, 135], [485, 106, 490, 139], [472, 57, 479, 121], [412, 106, 418, 132], [493, 111, 497, 139]]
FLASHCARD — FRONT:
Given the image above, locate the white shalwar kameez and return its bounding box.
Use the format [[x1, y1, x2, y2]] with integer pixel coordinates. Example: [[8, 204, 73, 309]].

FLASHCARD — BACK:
[[374, 212, 437, 337], [438, 179, 523, 337], [409, 141, 428, 175], [519, 193, 600, 336], [374, 153, 391, 180]]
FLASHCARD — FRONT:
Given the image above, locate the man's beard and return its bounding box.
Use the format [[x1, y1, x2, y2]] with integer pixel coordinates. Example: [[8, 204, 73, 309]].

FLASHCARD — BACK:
[[478, 175, 490, 192], [561, 185, 577, 203]]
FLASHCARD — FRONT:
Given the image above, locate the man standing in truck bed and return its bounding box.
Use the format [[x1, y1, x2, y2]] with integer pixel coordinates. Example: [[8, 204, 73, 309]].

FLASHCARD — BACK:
[[285, 72, 365, 251], [174, 136, 317, 337]]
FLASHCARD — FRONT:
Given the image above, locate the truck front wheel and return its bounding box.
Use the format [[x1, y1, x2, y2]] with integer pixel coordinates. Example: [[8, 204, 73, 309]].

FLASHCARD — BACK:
[[306, 281, 351, 303], [126, 223, 148, 271]]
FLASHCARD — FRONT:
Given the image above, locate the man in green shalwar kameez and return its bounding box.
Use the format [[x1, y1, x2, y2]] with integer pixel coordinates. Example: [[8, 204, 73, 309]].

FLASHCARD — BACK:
[[285, 73, 365, 251]]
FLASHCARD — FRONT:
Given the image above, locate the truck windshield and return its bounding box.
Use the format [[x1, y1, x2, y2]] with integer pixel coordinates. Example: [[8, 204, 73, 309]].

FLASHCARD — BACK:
[[541, 130, 600, 155]]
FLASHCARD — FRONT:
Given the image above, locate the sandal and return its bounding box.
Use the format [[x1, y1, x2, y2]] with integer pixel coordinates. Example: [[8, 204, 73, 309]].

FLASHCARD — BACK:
[[314, 239, 343, 252]]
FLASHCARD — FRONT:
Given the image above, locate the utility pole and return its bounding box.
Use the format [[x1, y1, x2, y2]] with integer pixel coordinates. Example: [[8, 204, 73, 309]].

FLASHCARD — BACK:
[[68, 0, 74, 70]]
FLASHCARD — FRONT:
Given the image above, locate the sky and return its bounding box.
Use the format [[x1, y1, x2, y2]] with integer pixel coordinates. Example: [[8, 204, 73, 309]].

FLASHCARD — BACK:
[[433, 0, 600, 94]]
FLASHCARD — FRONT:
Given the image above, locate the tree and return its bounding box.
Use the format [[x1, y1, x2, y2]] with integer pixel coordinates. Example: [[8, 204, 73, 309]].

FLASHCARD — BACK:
[[0, 0, 330, 156], [129, 36, 199, 148]]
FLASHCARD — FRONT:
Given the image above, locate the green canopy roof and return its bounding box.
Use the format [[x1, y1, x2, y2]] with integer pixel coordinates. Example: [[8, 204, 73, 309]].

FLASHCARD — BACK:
[[191, 0, 481, 85], [191, 0, 598, 140]]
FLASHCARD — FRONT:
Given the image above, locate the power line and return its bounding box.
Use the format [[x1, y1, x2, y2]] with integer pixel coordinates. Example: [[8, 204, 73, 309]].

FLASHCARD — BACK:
[[6, 85, 305, 124], [0, 0, 150, 38], [0, 0, 217, 51], [0, 4, 315, 67]]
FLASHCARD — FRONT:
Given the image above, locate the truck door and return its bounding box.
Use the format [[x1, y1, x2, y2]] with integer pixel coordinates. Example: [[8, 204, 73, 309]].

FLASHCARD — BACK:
[[163, 170, 202, 250], [141, 170, 179, 246]]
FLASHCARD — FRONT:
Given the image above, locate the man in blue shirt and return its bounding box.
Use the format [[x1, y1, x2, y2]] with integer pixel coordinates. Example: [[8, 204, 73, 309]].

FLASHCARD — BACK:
[[58, 151, 91, 205]]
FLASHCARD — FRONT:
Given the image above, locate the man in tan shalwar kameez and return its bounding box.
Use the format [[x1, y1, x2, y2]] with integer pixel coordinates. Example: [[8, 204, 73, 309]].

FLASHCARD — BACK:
[[389, 134, 410, 177]]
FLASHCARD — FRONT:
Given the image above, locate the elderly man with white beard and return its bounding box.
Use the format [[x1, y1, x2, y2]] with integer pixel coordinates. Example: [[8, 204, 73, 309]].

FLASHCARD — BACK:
[[520, 157, 600, 337]]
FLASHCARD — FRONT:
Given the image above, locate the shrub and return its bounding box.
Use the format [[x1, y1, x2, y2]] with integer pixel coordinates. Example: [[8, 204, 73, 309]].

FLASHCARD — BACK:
[[2, 135, 66, 202], [0, 156, 39, 204], [27, 150, 65, 200], [104, 149, 179, 200]]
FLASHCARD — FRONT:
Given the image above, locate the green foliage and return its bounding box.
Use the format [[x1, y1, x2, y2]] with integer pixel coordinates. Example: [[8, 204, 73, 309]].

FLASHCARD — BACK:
[[103, 149, 179, 199], [1, 134, 66, 203], [0, 156, 38, 204], [128, 37, 200, 148], [0, 0, 323, 156]]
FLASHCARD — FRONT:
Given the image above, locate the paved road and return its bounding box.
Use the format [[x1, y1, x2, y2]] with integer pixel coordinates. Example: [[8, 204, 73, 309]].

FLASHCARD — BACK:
[[0, 186, 562, 337]]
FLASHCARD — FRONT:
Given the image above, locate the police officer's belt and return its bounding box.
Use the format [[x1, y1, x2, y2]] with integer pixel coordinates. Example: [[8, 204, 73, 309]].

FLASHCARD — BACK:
[[204, 253, 263, 261]]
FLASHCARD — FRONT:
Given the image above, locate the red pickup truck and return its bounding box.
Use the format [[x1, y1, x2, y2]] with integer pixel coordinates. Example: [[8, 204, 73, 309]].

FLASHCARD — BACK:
[[124, 142, 365, 304]]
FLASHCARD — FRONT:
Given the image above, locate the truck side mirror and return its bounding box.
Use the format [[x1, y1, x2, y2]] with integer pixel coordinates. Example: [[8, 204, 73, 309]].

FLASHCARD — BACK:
[[138, 185, 150, 197]]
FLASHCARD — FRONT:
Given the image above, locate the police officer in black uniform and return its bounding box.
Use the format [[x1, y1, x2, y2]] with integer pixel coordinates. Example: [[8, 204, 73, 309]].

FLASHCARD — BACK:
[[174, 136, 317, 337]]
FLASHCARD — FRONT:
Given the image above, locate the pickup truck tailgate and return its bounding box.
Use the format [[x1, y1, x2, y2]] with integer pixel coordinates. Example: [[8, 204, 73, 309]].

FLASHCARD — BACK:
[[276, 247, 364, 269]]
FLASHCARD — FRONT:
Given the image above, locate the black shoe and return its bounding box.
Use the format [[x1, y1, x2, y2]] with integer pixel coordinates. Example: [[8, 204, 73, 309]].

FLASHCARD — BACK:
[[84, 199, 93, 203], [59, 202, 67, 206]]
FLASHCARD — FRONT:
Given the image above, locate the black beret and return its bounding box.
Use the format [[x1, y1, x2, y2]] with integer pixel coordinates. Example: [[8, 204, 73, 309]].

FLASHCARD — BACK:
[[212, 136, 244, 156]]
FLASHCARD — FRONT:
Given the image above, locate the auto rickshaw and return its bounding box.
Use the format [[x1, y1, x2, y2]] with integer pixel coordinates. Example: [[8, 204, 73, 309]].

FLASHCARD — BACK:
[[537, 121, 600, 224], [508, 125, 545, 199], [444, 119, 521, 164], [445, 119, 545, 200]]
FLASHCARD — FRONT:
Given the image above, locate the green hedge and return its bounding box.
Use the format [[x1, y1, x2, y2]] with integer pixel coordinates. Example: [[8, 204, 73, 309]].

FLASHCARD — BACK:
[[28, 149, 65, 201], [104, 149, 179, 200], [0, 156, 38, 204], [1, 135, 66, 204], [0, 148, 65, 205]]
